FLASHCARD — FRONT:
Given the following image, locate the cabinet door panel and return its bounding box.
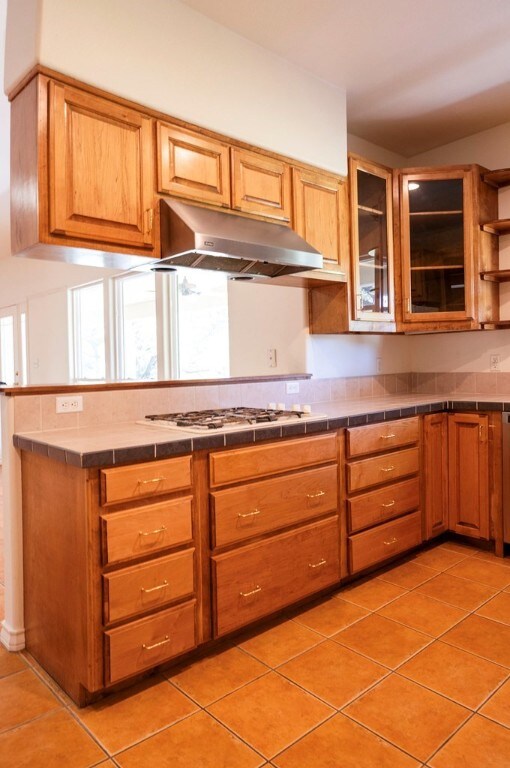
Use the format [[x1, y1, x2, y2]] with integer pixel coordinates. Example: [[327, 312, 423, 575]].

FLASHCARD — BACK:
[[49, 81, 154, 248], [448, 413, 489, 539], [292, 168, 342, 263], [232, 149, 291, 221], [423, 413, 448, 539]]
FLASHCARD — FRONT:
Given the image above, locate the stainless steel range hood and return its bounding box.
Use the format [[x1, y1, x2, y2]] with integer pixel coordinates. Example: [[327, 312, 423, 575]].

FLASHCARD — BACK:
[[159, 199, 323, 277]]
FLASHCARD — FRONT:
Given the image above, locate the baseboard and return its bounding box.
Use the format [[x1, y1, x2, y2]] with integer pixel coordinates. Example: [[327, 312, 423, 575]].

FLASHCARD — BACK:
[[0, 620, 26, 651]]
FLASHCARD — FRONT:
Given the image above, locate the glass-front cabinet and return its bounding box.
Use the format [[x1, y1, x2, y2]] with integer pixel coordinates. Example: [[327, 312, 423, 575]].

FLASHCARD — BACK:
[[400, 168, 475, 327], [349, 155, 395, 327]]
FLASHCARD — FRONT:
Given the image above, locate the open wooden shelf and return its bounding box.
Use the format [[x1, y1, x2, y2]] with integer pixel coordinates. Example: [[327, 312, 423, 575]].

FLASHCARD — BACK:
[[358, 204, 384, 216], [481, 320, 510, 330], [480, 270, 510, 282], [483, 169, 510, 188], [482, 219, 510, 235], [411, 265, 464, 271]]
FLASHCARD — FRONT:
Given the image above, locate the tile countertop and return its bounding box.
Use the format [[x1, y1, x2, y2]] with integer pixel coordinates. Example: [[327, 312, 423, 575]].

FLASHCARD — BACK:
[[12, 394, 510, 468]]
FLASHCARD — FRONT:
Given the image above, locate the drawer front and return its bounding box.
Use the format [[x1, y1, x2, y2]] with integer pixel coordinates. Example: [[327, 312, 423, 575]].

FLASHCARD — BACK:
[[347, 417, 419, 458], [212, 517, 340, 637], [348, 477, 420, 533], [348, 511, 422, 574], [347, 447, 419, 493], [209, 433, 337, 487], [105, 600, 196, 684], [100, 456, 192, 506], [211, 465, 338, 547], [103, 549, 195, 624], [101, 497, 193, 565]]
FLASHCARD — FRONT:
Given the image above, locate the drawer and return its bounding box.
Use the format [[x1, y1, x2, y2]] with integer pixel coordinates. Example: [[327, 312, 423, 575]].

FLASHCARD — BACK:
[[103, 549, 195, 624], [100, 497, 193, 565], [347, 447, 419, 493], [212, 517, 340, 636], [211, 465, 338, 547], [100, 456, 192, 506], [105, 600, 196, 684], [348, 477, 420, 533], [209, 433, 337, 487], [348, 510, 422, 574], [346, 417, 419, 458]]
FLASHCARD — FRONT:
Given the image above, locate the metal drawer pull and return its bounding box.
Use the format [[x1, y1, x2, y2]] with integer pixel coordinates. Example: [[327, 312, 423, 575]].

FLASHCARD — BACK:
[[381, 500, 395, 508], [380, 434, 396, 439], [141, 580, 168, 594], [380, 466, 395, 472], [238, 509, 261, 519], [383, 537, 398, 546], [139, 525, 167, 537], [143, 635, 170, 651], [240, 586, 262, 597], [307, 491, 326, 499], [309, 558, 327, 569], [138, 476, 166, 486]]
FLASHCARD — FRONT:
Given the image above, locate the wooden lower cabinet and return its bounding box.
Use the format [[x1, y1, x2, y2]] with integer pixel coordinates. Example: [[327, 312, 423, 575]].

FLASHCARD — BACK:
[[448, 412, 490, 539], [349, 511, 422, 573], [423, 413, 449, 539]]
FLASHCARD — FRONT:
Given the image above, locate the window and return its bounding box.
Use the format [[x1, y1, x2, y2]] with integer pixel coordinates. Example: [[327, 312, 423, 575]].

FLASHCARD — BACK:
[[71, 282, 106, 381], [115, 272, 158, 380]]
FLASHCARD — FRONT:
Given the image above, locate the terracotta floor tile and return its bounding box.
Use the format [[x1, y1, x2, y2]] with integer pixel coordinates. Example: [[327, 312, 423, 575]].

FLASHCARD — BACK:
[[293, 596, 369, 636], [0, 709, 107, 768], [0, 669, 61, 734], [273, 712, 420, 768], [333, 613, 431, 669], [344, 674, 470, 763], [429, 714, 510, 768], [238, 618, 322, 667], [73, 674, 197, 754], [168, 645, 268, 706], [410, 547, 470, 571], [470, 550, 510, 566], [398, 641, 509, 709], [437, 541, 480, 555], [416, 572, 498, 611], [442, 615, 510, 667], [208, 671, 334, 759], [378, 592, 467, 637], [377, 560, 439, 589], [476, 592, 510, 625], [339, 578, 407, 611], [444, 558, 510, 589], [116, 710, 263, 768], [278, 640, 387, 708], [0, 646, 26, 678], [479, 679, 510, 727]]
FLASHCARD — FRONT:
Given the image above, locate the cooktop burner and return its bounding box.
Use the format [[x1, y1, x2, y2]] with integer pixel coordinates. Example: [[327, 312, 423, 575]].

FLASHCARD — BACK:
[[139, 406, 324, 433]]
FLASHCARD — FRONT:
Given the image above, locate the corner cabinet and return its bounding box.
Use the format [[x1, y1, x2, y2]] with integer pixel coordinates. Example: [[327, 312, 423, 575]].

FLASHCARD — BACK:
[[348, 155, 395, 330], [423, 413, 449, 539], [448, 412, 490, 540], [398, 165, 498, 332]]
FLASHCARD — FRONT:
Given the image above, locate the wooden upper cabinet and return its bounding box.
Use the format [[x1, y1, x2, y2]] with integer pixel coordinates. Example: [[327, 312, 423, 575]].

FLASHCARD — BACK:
[[292, 167, 347, 265], [448, 412, 490, 539], [231, 148, 292, 221], [48, 81, 155, 249], [157, 123, 231, 207]]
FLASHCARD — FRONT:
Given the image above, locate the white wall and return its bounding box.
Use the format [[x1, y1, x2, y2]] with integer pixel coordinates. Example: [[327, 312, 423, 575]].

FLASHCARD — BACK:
[[347, 133, 406, 169], [26, 289, 69, 384], [310, 334, 412, 378]]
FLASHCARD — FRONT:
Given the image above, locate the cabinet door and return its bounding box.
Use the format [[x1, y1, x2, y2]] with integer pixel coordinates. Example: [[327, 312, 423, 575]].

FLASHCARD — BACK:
[[48, 82, 155, 248], [231, 148, 291, 221], [292, 167, 345, 264], [400, 169, 474, 325], [157, 123, 231, 206], [349, 155, 395, 322], [423, 413, 448, 539], [448, 413, 489, 539]]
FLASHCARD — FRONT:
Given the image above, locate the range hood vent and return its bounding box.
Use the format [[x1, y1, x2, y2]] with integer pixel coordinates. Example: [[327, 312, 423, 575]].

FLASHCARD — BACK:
[[159, 199, 323, 277]]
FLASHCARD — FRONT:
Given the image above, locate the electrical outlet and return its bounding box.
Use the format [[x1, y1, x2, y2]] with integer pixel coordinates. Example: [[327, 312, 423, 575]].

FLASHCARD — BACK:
[[56, 395, 83, 413], [286, 381, 300, 395], [268, 348, 277, 368], [490, 354, 501, 372]]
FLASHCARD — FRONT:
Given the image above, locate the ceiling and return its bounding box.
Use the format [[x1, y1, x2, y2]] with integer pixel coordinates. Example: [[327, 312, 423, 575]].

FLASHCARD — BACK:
[[180, 0, 510, 157]]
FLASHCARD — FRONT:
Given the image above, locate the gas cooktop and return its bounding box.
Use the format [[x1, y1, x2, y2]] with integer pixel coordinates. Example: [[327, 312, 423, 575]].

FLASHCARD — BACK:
[[138, 406, 325, 433]]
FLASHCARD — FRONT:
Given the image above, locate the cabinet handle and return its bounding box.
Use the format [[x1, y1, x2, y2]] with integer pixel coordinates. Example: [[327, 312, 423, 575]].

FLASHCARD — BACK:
[[308, 558, 327, 569], [479, 424, 486, 441], [139, 525, 167, 537], [383, 537, 398, 546], [380, 466, 395, 473], [141, 580, 168, 594], [381, 500, 395, 508], [307, 490, 326, 499], [146, 207, 154, 234], [237, 509, 261, 519], [142, 635, 170, 651], [137, 476, 166, 486], [240, 585, 262, 597], [380, 434, 396, 439]]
